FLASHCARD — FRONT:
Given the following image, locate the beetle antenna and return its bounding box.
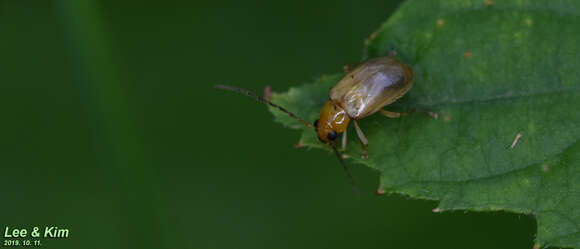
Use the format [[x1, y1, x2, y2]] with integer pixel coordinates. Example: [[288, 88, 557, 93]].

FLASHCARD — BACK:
[[330, 142, 359, 196], [216, 85, 314, 129]]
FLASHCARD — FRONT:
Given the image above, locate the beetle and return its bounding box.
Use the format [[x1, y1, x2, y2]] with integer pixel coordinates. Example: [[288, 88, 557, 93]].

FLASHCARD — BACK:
[[313, 56, 413, 159], [216, 55, 414, 188]]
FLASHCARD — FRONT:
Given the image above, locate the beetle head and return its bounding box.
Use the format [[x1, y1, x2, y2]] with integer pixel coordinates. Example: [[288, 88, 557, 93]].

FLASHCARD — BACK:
[[315, 100, 350, 143]]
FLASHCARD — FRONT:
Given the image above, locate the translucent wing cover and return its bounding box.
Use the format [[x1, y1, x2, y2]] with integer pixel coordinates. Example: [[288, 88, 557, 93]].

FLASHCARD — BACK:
[[329, 57, 413, 119]]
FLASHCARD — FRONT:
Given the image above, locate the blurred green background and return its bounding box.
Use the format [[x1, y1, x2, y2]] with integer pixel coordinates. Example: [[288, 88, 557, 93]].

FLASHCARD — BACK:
[[1, 0, 536, 248]]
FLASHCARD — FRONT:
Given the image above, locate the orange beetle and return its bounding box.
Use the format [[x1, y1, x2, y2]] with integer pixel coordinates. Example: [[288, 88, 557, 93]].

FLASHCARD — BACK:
[[216, 56, 414, 187], [313, 56, 413, 158]]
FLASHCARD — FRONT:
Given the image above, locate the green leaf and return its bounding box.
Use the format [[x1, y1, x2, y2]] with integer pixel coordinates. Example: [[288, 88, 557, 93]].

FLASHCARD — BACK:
[[268, 0, 580, 248]]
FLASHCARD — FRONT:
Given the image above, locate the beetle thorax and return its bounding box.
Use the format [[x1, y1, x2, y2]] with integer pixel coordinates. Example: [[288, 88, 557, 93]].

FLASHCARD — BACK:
[[316, 100, 350, 143]]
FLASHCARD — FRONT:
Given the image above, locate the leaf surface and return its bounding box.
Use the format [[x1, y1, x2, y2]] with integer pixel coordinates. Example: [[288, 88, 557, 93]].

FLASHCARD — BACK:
[[269, 0, 580, 247]]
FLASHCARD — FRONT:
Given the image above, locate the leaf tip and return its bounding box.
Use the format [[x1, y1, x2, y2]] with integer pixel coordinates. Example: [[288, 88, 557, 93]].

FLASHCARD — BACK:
[[294, 141, 305, 149], [376, 188, 385, 196], [263, 85, 272, 101], [443, 114, 451, 122], [463, 51, 472, 59], [436, 18, 445, 28]]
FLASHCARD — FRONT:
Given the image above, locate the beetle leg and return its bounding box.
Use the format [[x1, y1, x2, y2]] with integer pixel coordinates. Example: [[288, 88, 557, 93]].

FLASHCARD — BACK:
[[379, 109, 408, 118], [341, 128, 348, 152], [353, 120, 368, 159]]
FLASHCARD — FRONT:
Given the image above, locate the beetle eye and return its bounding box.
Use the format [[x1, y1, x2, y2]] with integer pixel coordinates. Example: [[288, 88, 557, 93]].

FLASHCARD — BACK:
[[313, 119, 319, 128], [327, 130, 338, 141]]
